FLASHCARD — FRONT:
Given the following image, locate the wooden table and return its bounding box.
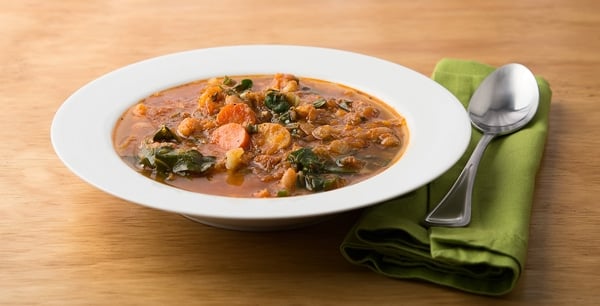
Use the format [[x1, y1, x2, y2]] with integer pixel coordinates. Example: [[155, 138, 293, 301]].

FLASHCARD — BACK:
[[2, 1, 599, 304]]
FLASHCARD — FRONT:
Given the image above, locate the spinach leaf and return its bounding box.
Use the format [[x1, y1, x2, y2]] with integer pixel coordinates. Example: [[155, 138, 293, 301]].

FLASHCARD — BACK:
[[287, 147, 323, 173], [152, 125, 180, 143], [301, 173, 345, 191], [337, 99, 352, 112], [233, 79, 253, 92], [313, 98, 327, 108], [222, 76, 235, 86], [288, 147, 353, 192], [171, 150, 217, 175], [264, 91, 291, 114], [138, 144, 216, 177]]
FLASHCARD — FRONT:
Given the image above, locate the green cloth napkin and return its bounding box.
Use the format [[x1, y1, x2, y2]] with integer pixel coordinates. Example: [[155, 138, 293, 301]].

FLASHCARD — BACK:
[[340, 59, 551, 296]]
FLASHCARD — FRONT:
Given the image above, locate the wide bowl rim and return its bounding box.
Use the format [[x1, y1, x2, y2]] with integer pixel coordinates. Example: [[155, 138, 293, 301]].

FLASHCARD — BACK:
[[51, 44, 471, 222]]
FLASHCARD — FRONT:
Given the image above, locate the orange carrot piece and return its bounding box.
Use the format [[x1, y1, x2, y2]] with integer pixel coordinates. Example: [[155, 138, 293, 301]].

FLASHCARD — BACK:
[[216, 103, 257, 126], [211, 123, 251, 150]]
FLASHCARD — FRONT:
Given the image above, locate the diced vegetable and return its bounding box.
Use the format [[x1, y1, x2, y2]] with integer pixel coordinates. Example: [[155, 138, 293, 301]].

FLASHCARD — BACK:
[[225, 147, 245, 170]]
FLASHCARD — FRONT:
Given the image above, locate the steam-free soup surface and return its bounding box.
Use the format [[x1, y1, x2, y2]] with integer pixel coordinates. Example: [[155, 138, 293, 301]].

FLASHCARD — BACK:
[[113, 74, 408, 198]]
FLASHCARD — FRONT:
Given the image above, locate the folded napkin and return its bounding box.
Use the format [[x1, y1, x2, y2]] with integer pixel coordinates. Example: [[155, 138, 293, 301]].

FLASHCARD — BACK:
[[340, 59, 551, 296]]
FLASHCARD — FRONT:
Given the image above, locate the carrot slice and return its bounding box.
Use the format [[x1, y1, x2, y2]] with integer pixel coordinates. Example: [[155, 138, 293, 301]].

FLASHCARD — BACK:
[[216, 103, 257, 126], [211, 123, 251, 150]]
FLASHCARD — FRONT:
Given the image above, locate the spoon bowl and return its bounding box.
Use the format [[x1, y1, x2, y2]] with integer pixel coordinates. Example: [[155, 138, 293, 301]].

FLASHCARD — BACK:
[[469, 64, 539, 135], [424, 63, 539, 227]]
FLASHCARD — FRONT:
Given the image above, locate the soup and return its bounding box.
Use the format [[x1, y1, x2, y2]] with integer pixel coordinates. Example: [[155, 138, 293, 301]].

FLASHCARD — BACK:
[[113, 74, 408, 197]]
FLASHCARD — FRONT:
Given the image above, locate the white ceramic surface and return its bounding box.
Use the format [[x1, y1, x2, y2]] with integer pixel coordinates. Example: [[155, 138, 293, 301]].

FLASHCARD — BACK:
[[51, 45, 471, 231]]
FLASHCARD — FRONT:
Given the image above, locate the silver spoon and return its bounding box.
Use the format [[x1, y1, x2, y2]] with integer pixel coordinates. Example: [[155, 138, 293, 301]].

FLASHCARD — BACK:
[[424, 63, 539, 227]]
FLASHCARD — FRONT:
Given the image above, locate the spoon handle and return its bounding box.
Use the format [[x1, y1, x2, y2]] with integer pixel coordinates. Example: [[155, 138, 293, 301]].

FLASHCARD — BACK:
[[424, 132, 495, 227]]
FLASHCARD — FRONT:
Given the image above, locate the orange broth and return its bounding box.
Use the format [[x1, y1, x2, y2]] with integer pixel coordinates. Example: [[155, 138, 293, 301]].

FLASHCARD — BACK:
[[113, 74, 408, 198]]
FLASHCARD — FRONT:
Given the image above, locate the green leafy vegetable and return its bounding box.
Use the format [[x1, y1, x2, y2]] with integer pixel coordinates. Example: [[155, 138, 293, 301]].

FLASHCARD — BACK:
[[337, 99, 352, 112], [152, 125, 180, 143], [313, 98, 327, 108], [222, 76, 235, 86], [275, 111, 294, 124], [301, 173, 345, 191], [287, 147, 323, 173], [288, 147, 356, 191], [276, 189, 289, 197], [233, 79, 253, 92], [246, 124, 259, 134], [171, 150, 216, 175], [264, 91, 291, 114], [138, 145, 216, 177]]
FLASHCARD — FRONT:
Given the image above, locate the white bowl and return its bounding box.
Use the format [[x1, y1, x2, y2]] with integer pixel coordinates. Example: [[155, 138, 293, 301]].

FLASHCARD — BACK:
[[51, 45, 471, 231]]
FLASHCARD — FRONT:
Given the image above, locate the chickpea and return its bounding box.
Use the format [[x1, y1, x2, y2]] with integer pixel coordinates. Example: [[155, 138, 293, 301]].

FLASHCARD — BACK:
[[225, 94, 244, 105], [279, 168, 297, 192], [253, 189, 271, 198], [366, 127, 395, 141], [328, 139, 351, 154], [380, 134, 400, 147], [198, 85, 223, 115], [294, 104, 314, 118], [177, 117, 199, 137], [312, 125, 341, 140], [281, 80, 299, 92], [132, 103, 147, 116], [269, 73, 299, 91]]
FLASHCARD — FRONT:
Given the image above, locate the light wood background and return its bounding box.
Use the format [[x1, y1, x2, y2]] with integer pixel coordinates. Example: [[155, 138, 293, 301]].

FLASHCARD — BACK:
[[2, 0, 599, 304]]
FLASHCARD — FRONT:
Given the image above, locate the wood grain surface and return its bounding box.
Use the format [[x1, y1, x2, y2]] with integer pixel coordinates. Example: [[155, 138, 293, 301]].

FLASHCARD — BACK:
[[1, 0, 599, 305]]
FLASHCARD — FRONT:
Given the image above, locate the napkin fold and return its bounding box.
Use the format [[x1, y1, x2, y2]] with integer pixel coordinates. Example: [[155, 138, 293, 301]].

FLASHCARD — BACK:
[[340, 59, 551, 296]]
